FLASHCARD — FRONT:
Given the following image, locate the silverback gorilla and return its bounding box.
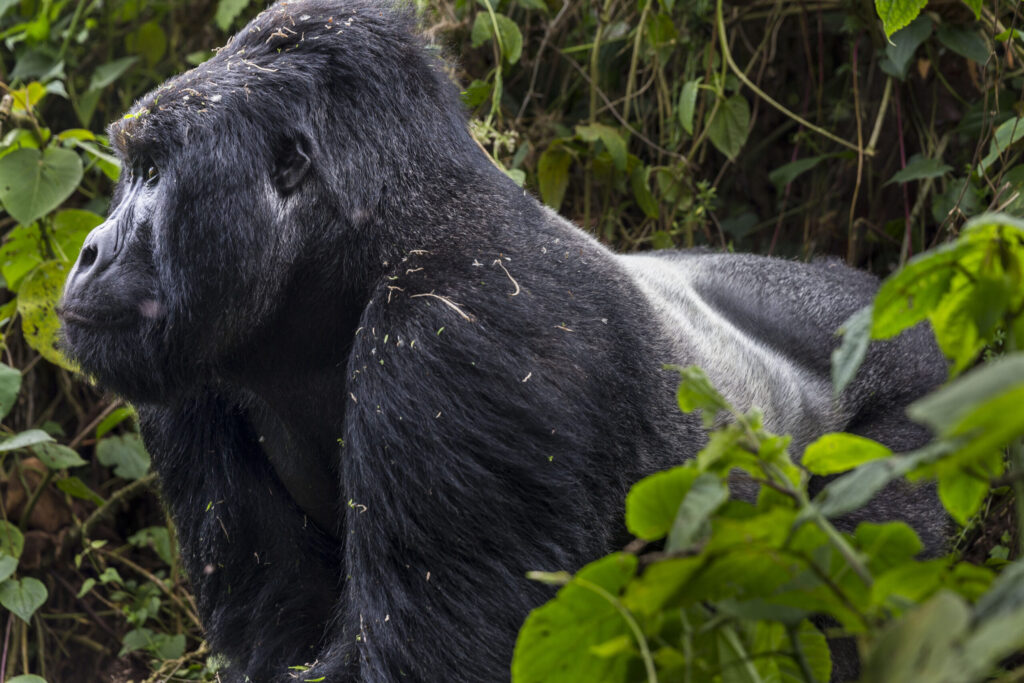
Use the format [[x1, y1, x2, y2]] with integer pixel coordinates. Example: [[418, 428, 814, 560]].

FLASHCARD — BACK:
[[58, 0, 947, 680]]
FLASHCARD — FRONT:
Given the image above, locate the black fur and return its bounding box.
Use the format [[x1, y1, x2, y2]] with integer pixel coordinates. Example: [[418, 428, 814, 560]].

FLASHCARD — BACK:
[[59, 1, 948, 680]]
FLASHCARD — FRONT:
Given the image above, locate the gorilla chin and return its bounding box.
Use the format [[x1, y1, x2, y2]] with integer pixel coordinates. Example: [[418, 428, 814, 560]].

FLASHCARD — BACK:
[[59, 1, 948, 681]]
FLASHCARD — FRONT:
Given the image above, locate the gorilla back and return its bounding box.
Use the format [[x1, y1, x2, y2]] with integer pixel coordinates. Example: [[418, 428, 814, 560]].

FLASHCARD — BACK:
[[58, 1, 947, 680]]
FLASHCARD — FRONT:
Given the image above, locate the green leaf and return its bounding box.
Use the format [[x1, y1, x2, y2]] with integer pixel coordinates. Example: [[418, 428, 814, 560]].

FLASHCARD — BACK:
[[666, 473, 728, 551], [884, 16, 932, 80], [513, 554, 638, 683], [0, 521, 25, 559], [626, 465, 699, 540], [495, 14, 523, 65], [461, 79, 492, 108], [855, 522, 923, 574], [125, 21, 167, 67], [471, 13, 523, 64], [872, 240, 966, 339], [0, 147, 83, 225], [706, 94, 750, 161], [18, 260, 77, 371], [96, 433, 151, 480], [803, 433, 893, 475], [576, 123, 627, 172], [669, 365, 730, 427], [630, 165, 659, 219], [7, 675, 48, 683], [938, 466, 989, 525], [214, 0, 253, 32], [831, 305, 872, 396], [769, 155, 829, 190], [885, 154, 952, 185], [863, 591, 967, 680], [32, 442, 87, 469], [937, 24, 990, 64], [875, 0, 929, 38], [88, 56, 139, 92], [0, 363, 21, 419], [0, 554, 16, 583], [907, 353, 1024, 463], [0, 429, 55, 452], [678, 78, 701, 135], [979, 117, 1024, 171], [128, 526, 175, 566], [56, 476, 106, 507], [0, 576, 47, 623], [809, 443, 946, 519], [537, 144, 571, 211], [961, 0, 982, 19], [471, 12, 492, 48], [95, 406, 135, 439]]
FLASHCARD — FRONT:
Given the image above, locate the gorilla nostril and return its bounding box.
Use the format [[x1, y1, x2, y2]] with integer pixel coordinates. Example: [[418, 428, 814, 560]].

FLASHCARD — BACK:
[[79, 245, 98, 269]]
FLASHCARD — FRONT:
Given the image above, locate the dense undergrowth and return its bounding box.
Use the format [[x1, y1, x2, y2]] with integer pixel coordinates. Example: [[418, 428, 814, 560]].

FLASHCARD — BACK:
[[1, 0, 1023, 680]]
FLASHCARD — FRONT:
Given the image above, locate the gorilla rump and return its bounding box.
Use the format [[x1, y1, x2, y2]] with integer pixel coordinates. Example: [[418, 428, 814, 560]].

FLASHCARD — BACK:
[[59, 0, 946, 680]]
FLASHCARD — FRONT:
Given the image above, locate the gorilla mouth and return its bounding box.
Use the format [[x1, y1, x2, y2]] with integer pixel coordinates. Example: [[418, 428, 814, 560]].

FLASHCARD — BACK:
[[56, 306, 134, 329]]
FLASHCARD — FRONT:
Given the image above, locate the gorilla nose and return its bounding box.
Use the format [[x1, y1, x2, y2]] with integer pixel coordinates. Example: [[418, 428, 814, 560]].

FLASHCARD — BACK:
[[73, 222, 119, 278]]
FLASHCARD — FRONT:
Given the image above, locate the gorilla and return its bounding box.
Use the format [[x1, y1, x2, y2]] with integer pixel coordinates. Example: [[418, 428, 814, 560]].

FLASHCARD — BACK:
[[58, 0, 947, 680]]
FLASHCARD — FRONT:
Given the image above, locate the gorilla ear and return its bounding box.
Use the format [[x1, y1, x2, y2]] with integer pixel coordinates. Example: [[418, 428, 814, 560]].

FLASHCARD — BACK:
[[273, 137, 311, 195]]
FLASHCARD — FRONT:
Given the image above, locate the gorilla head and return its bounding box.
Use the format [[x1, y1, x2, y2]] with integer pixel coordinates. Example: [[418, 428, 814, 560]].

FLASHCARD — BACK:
[[60, 0, 482, 402]]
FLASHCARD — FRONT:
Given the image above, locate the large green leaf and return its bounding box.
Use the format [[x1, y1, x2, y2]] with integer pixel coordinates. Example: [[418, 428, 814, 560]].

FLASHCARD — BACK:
[[17, 260, 76, 370], [512, 554, 638, 683], [885, 154, 952, 185], [626, 465, 699, 540], [706, 95, 750, 161], [96, 433, 151, 480], [0, 576, 47, 623], [214, 0, 253, 31], [874, 0, 928, 37], [884, 16, 932, 79], [0, 428, 55, 452], [0, 147, 83, 226], [803, 433, 893, 475]]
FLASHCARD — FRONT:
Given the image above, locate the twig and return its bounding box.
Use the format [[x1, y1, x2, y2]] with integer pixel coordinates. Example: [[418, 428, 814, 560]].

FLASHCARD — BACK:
[[410, 293, 475, 322]]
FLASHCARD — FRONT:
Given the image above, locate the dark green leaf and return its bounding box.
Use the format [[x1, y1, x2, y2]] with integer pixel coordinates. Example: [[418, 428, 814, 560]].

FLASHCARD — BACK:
[[706, 95, 750, 161], [0, 554, 17, 583], [576, 123, 627, 172], [885, 16, 932, 79], [88, 56, 138, 92], [0, 521, 25, 559], [769, 155, 829, 190], [56, 476, 106, 507], [630, 165, 659, 219], [885, 154, 952, 185], [537, 144, 571, 211], [937, 24, 990, 64], [32, 442, 87, 469]]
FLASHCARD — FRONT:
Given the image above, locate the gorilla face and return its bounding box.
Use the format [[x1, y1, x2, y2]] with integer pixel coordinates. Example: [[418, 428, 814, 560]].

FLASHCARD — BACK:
[[60, 99, 314, 402]]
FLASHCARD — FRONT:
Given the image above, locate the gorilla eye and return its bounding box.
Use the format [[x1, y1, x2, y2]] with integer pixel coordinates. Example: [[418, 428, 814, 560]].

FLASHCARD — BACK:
[[145, 164, 159, 185]]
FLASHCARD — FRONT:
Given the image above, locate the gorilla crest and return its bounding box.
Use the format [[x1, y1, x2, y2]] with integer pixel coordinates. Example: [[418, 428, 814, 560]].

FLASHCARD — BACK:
[[59, 0, 947, 680]]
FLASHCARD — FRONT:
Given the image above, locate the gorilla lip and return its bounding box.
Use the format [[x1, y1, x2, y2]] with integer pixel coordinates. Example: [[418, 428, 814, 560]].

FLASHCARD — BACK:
[[56, 306, 132, 329]]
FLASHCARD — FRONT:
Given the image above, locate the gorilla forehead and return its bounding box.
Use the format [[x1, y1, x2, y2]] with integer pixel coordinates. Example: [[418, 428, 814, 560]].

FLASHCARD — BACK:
[[109, 0, 428, 155]]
